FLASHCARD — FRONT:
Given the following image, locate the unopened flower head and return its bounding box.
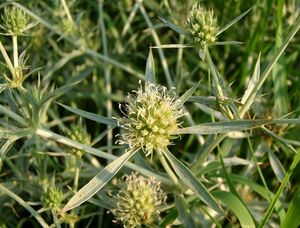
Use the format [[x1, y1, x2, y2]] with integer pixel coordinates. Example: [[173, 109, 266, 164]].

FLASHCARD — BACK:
[[119, 82, 184, 156], [67, 121, 91, 157], [41, 186, 63, 212], [111, 173, 166, 227], [1, 6, 36, 35], [186, 4, 219, 47]]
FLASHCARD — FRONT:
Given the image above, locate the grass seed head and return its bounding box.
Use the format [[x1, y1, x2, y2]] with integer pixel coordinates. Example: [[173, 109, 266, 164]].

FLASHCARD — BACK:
[[118, 82, 184, 156]]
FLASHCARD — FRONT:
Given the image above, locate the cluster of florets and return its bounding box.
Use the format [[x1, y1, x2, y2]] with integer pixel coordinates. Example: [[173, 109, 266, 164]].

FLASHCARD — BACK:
[[186, 4, 219, 47], [41, 186, 63, 212], [118, 82, 184, 156], [0, 6, 31, 35], [66, 121, 91, 158], [111, 173, 166, 227]]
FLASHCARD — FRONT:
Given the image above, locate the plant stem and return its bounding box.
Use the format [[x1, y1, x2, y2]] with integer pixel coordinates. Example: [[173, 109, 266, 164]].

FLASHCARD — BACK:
[[246, 133, 272, 202], [12, 35, 18, 68], [60, 0, 74, 24], [99, 0, 112, 154], [259, 148, 300, 227], [158, 149, 178, 186]]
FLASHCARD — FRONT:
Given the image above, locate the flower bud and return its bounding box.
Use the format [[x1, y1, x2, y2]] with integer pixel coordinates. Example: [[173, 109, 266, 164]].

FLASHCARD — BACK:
[[186, 4, 219, 47], [111, 173, 166, 227]]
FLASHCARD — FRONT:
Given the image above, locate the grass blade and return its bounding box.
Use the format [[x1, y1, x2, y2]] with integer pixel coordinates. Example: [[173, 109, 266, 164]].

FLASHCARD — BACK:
[[58, 103, 118, 126], [217, 7, 252, 36], [158, 16, 189, 37], [177, 120, 265, 135], [213, 191, 256, 228], [239, 16, 300, 117], [266, 144, 287, 183], [282, 188, 300, 228], [62, 149, 138, 212], [162, 148, 223, 215], [0, 184, 49, 228]]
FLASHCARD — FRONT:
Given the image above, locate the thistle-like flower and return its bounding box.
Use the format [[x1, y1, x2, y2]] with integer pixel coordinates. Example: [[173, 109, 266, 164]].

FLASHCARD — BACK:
[[111, 173, 166, 227], [186, 4, 219, 47], [41, 186, 63, 212], [118, 82, 184, 156], [0, 7, 34, 36]]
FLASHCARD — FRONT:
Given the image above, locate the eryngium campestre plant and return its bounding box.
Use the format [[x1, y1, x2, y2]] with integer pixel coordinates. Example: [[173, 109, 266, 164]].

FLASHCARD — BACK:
[[186, 4, 218, 47], [111, 173, 166, 227], [118, 82, 184, 156]]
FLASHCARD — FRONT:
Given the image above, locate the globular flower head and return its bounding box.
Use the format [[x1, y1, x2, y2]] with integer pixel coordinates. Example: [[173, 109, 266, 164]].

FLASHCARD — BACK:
[[186, 4, 219, 47], [41, 186, 63, 212], [118, 82, 184, 156], [111, 173, 167, 227], [66, 120, 91, 158], [1, 7, 30, 35]]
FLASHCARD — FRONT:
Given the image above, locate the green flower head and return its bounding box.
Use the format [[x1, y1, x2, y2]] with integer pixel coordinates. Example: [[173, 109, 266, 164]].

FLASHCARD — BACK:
[[66, 120, 91, 158], [111, 173, 166, 227], [41, 186, 63, 212], [118, 82, 184, 156], [186, 4, 219, 47], [1, 6, 32, 36]]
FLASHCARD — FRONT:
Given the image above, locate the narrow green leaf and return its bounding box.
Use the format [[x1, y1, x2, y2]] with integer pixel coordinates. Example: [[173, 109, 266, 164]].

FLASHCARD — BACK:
[[0, 184, 50, 228], [214, 41, 243, 45], [162, 149, 223, 215], [217, 7, 252, 36], [151, 44, 193, 49], [145, 49, 156, 84], [230, 174, 286, 225], [40, 80, 81, 105], [282, 188, 300, 228], [0, 137, 19, 171], [239, 16, 300, 117], [213, 191, 256, 228], [265, 145, 287, 183], [175, 81, 200, 109], [158, 16, 189, 36], [241, 53, 260, 104], [177, 120, 265, 135], [175, 195, 197, 228], [58, 103, 118, 126], [62, 149, 137, 212]]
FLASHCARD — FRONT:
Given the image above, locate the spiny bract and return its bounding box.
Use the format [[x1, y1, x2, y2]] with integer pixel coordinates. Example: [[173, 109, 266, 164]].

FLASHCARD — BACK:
[[118, 82, 184, 156]]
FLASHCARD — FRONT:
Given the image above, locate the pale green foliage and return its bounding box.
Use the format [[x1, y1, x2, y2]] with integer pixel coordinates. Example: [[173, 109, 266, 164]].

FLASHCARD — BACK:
[[118, 82, 184, 156], [111, 173, 166, 227], [186, 4, 219, 47]]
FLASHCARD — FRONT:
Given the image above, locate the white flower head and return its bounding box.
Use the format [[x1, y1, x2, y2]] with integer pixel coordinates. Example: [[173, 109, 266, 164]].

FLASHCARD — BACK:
[[118, 81, 184, 156]]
